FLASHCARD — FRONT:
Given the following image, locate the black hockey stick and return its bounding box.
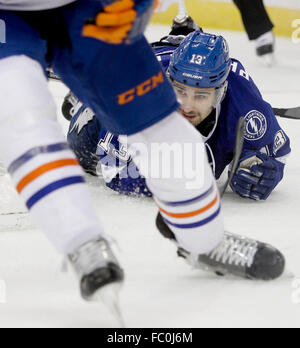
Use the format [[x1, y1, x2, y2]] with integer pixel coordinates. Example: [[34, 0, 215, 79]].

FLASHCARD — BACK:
[[273, 107, 300, 120], [220, 117, 245, 197]]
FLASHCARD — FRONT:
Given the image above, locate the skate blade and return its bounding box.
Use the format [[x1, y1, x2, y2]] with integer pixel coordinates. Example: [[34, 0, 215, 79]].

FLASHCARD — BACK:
[[261, 53, 275, 67], [90, 282, 125, 328]]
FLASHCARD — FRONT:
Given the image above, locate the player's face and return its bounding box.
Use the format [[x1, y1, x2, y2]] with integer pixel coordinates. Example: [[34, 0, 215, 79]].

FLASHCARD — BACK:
[[173, 81, 216, 126]]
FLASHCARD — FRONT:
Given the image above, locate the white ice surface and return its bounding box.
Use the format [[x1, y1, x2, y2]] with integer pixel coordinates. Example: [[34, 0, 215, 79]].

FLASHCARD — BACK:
[[0, 26, 300, 328]]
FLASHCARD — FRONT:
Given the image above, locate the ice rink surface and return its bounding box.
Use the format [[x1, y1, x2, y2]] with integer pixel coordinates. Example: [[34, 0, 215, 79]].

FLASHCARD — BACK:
[[0, 25, 300, 328]]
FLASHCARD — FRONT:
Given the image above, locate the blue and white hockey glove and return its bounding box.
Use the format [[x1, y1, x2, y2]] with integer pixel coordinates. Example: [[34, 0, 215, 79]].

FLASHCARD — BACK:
[[230, 151, 285, 201], [83, 0, 156, 44]]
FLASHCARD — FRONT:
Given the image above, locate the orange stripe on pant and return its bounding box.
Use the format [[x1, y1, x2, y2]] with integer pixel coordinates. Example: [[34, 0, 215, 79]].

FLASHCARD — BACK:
[[159, 195, 218, 219], [17, 159, 79, 194]]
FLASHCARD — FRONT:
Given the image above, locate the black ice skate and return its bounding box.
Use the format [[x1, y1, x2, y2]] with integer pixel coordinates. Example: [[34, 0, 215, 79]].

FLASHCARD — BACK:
[[68, 237, 125, 325], [170, 16, 203, 36], [156, 213, 285, 280], [255, 31, 275, 67], [68, 237, 124, 301], [256, 43, 274, 57]]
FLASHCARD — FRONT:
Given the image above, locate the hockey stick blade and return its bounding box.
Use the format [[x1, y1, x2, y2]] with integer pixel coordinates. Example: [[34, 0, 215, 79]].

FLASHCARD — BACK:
[[273, 107, 300, 120], [221, 117, 245, 197]]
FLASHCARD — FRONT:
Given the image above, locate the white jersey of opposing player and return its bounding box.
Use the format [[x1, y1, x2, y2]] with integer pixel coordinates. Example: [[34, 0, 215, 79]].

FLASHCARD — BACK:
[[0, 0, 76, 10]]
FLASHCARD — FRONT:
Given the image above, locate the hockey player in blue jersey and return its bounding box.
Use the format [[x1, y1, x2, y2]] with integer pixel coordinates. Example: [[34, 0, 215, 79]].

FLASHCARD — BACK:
[[65, 18, 291, 202]]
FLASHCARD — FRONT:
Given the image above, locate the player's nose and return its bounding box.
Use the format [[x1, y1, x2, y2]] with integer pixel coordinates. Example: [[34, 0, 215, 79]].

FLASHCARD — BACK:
[[181, 101, 194, 114]]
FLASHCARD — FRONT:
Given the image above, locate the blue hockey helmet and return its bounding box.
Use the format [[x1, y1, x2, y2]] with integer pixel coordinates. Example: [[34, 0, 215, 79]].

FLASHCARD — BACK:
[[169, 31, 232, 89]]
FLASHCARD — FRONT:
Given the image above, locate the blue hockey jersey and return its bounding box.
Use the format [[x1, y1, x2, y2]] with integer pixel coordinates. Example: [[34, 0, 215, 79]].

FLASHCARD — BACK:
[[67, 36, 291, 197]]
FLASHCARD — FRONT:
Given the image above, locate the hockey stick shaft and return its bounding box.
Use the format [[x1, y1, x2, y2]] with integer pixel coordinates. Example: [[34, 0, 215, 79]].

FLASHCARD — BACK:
[[221, 117, 245, 197], [273, 107, 300, 120]]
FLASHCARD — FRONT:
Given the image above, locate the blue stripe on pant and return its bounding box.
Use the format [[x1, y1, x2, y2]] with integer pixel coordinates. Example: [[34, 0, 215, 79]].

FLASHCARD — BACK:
[[158, 185, 214, 207], [163, 205, 221, 229], [26, 176, 85, 209], [8, 143, 70, 175]]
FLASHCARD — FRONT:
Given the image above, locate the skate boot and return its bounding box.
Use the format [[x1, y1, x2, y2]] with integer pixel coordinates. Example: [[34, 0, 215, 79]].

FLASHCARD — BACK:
[[156, 213, 285, 280], [170, 16, 203, 36], [256, 31, 275, 67], [68, 237, 124, 302]]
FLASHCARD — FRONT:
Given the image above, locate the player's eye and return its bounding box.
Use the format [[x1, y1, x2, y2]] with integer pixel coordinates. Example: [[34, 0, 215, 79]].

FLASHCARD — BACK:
[[195, 94, 208, 100], [175, 88, 186, 97]]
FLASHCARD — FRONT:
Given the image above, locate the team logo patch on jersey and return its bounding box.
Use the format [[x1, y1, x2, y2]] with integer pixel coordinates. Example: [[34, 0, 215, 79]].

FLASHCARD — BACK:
[[244, 110, 267, 141]]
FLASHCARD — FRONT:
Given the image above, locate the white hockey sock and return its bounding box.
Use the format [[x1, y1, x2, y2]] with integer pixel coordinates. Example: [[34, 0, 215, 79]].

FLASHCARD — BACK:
[[128, 112, 224, 256], [0, 56, 104, 254]]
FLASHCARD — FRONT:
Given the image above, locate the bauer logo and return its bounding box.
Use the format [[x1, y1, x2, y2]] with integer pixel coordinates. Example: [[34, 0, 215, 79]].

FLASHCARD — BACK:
[[292, 19, 300, 44], [291, 278, 300, 304], [0, 19, 6, 43], [244, 110, 267, 141], [0, 279, 6, 304]]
